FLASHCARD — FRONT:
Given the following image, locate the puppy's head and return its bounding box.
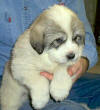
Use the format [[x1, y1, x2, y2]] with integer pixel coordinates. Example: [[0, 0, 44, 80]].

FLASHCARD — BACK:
[[30, 5, 85, 65]]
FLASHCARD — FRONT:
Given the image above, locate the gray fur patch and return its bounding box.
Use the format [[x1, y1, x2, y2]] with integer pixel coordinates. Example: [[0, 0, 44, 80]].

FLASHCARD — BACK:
[[71, 16, 85, 45]]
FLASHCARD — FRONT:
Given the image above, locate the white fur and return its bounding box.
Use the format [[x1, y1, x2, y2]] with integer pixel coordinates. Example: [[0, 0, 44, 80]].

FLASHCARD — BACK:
[[0, 5, 84, 110]]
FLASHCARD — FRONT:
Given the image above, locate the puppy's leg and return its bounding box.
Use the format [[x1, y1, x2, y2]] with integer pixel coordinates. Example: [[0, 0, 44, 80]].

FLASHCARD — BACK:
[[12, 71, 50, 109], [0, 63, 27, 110], [50, 66, 72, 101], [30, 75, 50, 109]]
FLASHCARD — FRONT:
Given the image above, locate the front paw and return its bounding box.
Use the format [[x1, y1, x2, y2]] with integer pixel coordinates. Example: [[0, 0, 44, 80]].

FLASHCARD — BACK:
[[31, 91, 49, 109], [50, 76, 72, 101]]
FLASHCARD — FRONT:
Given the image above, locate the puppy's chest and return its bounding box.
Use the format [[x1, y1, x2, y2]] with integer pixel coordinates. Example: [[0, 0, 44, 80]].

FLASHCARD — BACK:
[[35, 54, 58, 73]]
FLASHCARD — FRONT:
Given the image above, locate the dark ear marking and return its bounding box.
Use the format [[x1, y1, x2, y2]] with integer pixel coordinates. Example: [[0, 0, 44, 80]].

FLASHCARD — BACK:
[[30, 26, 45, 54], [29, 13, 52, 54], [30, 41, 44, 54]]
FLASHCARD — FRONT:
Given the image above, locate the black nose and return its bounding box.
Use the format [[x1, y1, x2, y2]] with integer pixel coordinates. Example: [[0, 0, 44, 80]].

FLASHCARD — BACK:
[[67, 53, 75, 60]]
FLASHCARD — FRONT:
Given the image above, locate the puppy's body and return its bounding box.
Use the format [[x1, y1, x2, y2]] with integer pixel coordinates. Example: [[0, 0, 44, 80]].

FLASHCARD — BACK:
[[0, 5, 85, 110]]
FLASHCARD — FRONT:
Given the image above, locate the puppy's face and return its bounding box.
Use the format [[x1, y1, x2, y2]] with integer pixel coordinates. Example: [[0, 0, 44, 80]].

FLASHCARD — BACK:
[[44, 20, 85, 65], [30, 5, 85, 65]]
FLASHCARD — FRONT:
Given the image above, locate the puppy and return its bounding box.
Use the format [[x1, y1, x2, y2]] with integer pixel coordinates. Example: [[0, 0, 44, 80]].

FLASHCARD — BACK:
[[0, 5, 85, 110]]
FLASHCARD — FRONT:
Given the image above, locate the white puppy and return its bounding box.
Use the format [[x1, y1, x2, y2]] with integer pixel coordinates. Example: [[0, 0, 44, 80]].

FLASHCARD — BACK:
[[0, 5, 85, 110]]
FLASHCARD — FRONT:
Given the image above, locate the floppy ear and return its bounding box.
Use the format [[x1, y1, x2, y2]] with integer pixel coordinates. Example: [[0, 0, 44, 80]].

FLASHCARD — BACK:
[[29, 12, 61, 54], [30, 26, 45, 54], [29, 15, 46, 54]]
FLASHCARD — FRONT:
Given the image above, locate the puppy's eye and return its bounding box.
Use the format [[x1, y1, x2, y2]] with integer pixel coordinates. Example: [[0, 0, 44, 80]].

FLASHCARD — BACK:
[[73, 35, 81, 41], [73, 35, 82, 44], [55, 38, 64, 44], [50, 37, 65, 48]]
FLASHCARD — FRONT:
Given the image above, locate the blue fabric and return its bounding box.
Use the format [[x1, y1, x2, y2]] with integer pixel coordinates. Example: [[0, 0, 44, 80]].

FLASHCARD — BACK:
[[0, 0, 98, 76], [20, 100, 88, 110], [67, 73, 100, 109]]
